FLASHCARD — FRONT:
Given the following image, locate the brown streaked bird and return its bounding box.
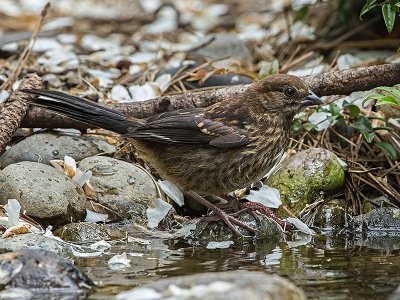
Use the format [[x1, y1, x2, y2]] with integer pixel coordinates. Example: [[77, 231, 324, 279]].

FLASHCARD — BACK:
[[24, 74, 323, 235]]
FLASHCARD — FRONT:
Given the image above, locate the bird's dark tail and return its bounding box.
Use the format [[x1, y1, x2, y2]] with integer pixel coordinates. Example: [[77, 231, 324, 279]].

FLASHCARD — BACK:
[[23, 89, 144, 134]]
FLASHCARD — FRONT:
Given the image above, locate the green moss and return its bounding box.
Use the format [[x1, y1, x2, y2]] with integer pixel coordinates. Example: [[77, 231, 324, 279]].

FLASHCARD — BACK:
[[265, 149, 345, 215]]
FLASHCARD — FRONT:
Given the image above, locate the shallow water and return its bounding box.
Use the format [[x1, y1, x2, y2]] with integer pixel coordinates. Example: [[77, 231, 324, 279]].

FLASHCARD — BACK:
[[75, 231, 400, 300]]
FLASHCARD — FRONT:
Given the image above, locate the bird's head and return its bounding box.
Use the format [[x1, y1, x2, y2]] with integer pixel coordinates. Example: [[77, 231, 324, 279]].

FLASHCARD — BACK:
[[247, 74, 323, 120]]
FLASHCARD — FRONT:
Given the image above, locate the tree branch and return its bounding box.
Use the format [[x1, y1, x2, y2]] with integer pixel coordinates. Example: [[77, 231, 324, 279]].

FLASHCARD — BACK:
[[0, 73, 44, 154], [21, 63, 400, 129]]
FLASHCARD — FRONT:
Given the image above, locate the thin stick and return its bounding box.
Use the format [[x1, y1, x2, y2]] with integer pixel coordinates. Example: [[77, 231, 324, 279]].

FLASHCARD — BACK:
[[0, 3, 50, 91]]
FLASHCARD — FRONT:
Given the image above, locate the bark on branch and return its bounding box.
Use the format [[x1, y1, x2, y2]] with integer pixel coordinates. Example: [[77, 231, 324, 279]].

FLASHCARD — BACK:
[[21, 63, 400, 130], [0, 73, 44, 154]]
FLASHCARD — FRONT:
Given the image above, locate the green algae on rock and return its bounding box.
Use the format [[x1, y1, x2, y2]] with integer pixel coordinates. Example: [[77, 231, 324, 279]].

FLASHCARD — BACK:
[[265, 148, 345, 215]]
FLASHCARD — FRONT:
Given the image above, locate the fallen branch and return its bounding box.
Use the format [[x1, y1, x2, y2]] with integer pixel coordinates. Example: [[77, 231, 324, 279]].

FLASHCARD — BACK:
[[0, 73, 44, 155], [22, 63, 400, 129]]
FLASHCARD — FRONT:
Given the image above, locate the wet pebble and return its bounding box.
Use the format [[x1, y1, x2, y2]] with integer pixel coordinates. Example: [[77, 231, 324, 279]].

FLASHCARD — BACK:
[[0, 162, 86, 226], [0, 249, 93, 295], [54, 222, 112, 242], [354, 207, 400, 233], [0, 132, 114, 168], [116, 270, 306, 300], [0, 233, 72, 257], [192, 211, 283, 245], [78, 156, 158, 220], [312, 199, 351, 232]]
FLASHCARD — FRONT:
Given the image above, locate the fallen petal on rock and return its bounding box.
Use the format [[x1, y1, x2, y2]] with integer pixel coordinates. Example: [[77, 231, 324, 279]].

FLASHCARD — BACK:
[[108, 252, 131, 270], [146, 198, 173, 229]]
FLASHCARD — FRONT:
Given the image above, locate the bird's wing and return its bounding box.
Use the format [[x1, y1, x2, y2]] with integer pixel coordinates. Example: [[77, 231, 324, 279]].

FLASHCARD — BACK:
[[125, 108, 250, 148]]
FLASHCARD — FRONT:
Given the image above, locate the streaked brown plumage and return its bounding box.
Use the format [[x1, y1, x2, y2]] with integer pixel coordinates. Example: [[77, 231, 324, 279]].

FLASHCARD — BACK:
[[24, 74, 322, 235]]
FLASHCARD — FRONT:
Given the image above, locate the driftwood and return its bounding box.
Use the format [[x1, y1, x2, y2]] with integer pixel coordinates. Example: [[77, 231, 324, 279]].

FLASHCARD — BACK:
[[21, 63, 400, 130], [0, 73, 44, 155]]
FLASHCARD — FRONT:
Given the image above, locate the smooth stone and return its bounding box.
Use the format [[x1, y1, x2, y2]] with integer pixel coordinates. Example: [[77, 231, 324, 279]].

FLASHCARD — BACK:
[[354, 207, 400, 233], [0, 234, 72, 257], [54, 222, 111, 242], [0, 132, 114, 168], [192, 211, 283, 245], [312, 199, 351, 232], [0, 161, 86, 226], [266, 148, 345, 214], [116, 270, 306, 300], [78, 156, 158, 220], [0, 249, 93, 292]]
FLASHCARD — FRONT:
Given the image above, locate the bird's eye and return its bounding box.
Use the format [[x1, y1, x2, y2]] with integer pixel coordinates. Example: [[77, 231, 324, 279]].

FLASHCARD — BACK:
[[284, 87, 296, 97]]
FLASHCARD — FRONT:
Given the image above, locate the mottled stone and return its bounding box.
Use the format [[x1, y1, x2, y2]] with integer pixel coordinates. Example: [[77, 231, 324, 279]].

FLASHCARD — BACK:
[[78, 156, 158, 221], [0, 162, 86, 226], [0, 132, 114, 168], [116, 271, 306, 300]]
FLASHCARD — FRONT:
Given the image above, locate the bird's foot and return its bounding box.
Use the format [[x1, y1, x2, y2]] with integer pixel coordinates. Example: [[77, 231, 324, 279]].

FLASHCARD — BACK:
[[202, 210, 257, 237], [186, 191, 257, 237], [242, 202, 294, 232]]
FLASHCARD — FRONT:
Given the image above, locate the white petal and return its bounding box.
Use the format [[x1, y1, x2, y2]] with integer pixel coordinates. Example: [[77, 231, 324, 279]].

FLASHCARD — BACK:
[[146, 198, 173, 229], [108, 253, 131, 270], [4, 199, 20, 227], [246, 185, 282, 208], [155, 74, 171, 93], [157, 180, 184, 206], [206, 241, 234, 249], [85, 209, 108, 223], [89, 240, 111, 251], [110, 85, 132, 102], [129, 84, 157, 102], [286, 217, 315, 234]]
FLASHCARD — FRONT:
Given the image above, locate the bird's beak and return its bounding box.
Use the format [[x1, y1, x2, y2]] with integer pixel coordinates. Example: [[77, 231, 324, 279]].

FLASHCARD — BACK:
[[301, 91, 323, 107]]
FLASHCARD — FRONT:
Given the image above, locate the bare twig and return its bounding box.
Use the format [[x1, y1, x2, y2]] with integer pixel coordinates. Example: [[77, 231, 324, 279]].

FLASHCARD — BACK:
[[0, 3, 50, 91]]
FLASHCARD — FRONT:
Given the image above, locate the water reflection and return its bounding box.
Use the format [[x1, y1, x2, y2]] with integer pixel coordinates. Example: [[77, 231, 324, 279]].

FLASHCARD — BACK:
[[83, 233, 400, 299]]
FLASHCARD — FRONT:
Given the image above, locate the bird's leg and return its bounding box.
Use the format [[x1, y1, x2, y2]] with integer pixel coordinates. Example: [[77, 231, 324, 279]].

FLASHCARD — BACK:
[[242, 202, 295, 232], [186, 191, 257, 236]]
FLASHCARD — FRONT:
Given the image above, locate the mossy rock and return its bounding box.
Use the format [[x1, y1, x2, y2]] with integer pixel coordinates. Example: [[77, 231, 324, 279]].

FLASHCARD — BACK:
[[311, 199, 351, 232], [265, 148, 345, 214]]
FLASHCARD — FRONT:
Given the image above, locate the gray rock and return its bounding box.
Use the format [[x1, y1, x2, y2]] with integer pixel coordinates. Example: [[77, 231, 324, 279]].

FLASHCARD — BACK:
[[312, 199, 351, 232], [193, 33, 251, 65], [192, 211, 283, 246], [0, 234, 72, 257], [0, 132, 113, 168], [0, 162, 86, 226], [54, 222, 111, 242], [78, 156, 158, 220], [116, 271, 306, 300], [353, 208, 400, 250], [354, 207, 400, 233], [266, 148, 345, 214], [0, 249, 93, 293]]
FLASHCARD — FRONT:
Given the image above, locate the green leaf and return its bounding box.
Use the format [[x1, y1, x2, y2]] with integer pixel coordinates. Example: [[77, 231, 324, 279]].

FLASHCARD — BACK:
[[375, 86, 400, 101], [329, 103, 341, 115], [296, 6, 309, 21], [382, 3, 396, 32], [303, 122, 316, 131], [375, 95, 400, 108], [376, 141, 398, 161], [351, 116, 375, 143], [362, 93, 384, 106], [360, 0, 377, 19], [344, 103, 361, 117]]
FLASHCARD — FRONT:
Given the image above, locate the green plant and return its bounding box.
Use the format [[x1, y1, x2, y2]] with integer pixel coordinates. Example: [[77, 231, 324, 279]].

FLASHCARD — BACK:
[[363, 85, 400, 109], [360, 0, 400, 32]]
